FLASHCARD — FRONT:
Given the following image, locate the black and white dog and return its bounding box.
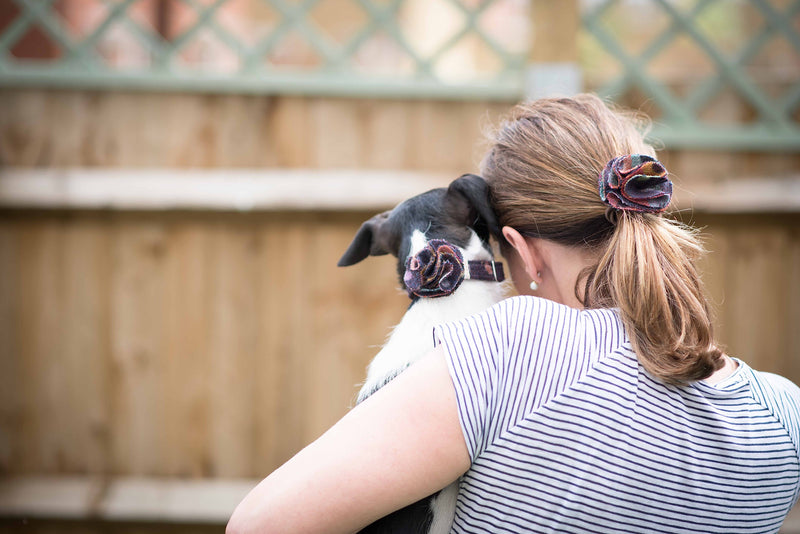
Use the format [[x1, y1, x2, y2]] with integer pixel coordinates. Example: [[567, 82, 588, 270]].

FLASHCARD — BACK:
[[338, 174, 507, 534]]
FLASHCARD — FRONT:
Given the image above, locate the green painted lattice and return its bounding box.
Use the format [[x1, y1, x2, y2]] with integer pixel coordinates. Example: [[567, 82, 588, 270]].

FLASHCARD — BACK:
[[0, 0, 528, 99], [0, 0, 798, 150], [582, 0, 800, 150]]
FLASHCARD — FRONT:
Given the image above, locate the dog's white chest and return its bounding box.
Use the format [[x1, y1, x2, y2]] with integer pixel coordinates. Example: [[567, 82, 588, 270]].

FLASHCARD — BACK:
[[357, 280, 504, 402]]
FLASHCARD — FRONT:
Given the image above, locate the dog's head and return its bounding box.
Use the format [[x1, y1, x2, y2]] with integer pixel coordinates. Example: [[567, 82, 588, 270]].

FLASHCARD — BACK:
[[338, 174, 500, 280]]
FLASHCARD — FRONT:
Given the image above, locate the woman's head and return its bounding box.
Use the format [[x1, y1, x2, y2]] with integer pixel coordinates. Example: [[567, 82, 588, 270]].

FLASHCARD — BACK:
[[482, 93, 653, 248], [482, 94, 723, 384]]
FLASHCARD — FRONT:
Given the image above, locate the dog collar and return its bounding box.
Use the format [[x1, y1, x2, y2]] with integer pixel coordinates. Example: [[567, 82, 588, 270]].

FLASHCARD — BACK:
[[465, 260, 505, 283], [403, 239, 505, 299]]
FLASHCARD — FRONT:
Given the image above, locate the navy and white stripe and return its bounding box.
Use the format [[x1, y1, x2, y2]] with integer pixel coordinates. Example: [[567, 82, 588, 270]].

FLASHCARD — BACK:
[[434, 296, 800, 534]]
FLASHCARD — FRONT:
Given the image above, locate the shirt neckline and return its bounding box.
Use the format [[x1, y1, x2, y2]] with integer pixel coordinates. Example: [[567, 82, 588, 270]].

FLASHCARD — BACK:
[[695, 357, 749, 394]]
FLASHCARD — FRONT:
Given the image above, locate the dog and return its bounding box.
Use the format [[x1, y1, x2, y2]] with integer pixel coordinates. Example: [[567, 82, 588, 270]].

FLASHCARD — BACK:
[[338, 173, 507, 534]]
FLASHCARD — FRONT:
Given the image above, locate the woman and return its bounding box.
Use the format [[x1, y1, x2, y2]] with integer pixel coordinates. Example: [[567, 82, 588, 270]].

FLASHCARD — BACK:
[[227, 94, 800, 533]]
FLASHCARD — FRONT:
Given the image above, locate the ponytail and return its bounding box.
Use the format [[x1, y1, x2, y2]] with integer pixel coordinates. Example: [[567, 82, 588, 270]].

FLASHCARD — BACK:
[[584, 213, 723, 383]]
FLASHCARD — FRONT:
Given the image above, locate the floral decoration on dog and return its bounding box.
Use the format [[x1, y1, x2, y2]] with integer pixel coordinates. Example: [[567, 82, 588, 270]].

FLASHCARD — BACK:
[[404, 239, 465, 298]]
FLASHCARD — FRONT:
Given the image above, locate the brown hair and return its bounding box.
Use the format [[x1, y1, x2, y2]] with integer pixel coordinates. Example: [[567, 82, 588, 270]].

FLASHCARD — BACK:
[[482, 94, 723, 384]]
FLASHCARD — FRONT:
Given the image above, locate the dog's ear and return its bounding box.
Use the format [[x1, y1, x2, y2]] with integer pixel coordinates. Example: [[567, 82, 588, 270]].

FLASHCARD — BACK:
[[446, 174, 501, 239], [337, 211, 396, 267]]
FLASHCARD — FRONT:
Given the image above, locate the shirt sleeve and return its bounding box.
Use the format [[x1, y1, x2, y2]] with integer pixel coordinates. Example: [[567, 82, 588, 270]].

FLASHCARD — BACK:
[[751, 371, 800, 506], [434, 295, 591, 462], [758, 372, 800, 455]]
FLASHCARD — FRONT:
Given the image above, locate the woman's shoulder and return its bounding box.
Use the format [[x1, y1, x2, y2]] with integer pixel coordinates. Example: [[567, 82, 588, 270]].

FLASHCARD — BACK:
[[746, 364, 800, 407], [735, 362, 800, 453], [437, 295, 628, 375], [491, 295, 624, 340], [490, 294, 582, 320], [494, 294, 619, 317]]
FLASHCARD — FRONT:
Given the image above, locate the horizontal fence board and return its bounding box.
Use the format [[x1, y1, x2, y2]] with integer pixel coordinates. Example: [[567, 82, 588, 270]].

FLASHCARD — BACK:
[[3, 475, 800, 531], [1, 168, 798, 213], [672, 175, 800, 213], [0, 67, 525, 102], [0, 169, 454, 212], [0, 476, 253, 523], [0, 91, 511, 169]]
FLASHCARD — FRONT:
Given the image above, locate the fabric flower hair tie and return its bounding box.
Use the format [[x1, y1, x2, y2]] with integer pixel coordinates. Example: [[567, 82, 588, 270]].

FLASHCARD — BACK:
[[599, 154, 673, 214], [403, 239, 465, 299]]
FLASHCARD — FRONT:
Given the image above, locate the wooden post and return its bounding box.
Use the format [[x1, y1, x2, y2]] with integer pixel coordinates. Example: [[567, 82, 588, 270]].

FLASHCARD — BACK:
[[526, 0, 582, 100]]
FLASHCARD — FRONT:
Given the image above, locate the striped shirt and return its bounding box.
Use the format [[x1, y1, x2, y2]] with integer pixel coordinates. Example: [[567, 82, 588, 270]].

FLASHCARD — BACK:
[[433, 296, 800, 534]]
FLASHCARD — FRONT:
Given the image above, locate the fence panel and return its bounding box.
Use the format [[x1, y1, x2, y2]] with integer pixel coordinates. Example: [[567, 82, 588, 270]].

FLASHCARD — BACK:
[[0, 209, 798, 479]]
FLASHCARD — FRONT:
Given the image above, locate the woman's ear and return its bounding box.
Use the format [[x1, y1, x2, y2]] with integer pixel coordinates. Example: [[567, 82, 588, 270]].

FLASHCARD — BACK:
[[501, 226, 543, 284]]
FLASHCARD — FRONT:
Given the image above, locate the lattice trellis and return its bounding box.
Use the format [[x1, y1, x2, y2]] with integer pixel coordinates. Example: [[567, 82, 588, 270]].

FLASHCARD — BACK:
[[0, 0, 528, 99], [582, 0, 800, 150], [0, 0, 799, 150]]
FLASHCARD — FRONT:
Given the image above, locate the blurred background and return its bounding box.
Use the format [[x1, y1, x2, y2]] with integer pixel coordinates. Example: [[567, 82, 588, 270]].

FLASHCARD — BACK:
[[0, 0, 798, 532]]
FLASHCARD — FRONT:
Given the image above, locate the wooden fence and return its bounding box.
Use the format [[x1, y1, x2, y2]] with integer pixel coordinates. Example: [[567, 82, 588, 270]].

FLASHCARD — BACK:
[[0, 88, 799, 531], [2, 208, 797, 479], [0, 208, 409, 477], [2, 0, 800, 529], [1, 86, 799, 475]]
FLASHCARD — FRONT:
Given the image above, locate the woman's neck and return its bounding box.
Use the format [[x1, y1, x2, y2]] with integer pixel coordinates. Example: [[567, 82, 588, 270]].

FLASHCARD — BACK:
[[534, 239, 598, 309]]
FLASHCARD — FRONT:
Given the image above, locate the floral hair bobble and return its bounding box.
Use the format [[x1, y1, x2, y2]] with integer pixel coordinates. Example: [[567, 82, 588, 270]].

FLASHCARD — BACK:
[[599, 154, 673, 214], [403, 239, 465, 298]]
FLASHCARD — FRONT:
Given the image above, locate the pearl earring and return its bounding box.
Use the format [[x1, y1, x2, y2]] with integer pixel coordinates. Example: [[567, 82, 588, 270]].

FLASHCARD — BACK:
[[529, 272, 542, 292]]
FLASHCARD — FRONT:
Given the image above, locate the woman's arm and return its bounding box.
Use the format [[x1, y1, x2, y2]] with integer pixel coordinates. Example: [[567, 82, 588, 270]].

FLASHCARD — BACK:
[[226, 345, 470, 534]]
